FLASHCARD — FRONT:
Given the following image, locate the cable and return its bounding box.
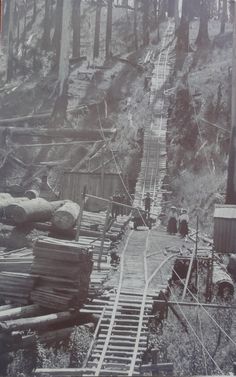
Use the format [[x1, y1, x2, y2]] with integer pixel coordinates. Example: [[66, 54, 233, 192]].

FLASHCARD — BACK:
[[187, 77, 215, 177], [168, 284, 224, 375], [172, 266, 236, 349], [198, 311, 208, 375]]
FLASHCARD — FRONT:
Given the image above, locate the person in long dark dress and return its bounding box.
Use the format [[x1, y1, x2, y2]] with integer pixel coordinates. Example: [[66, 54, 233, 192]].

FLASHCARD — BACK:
[[167, 206, 178, 235], [178, 209, 189, 239]]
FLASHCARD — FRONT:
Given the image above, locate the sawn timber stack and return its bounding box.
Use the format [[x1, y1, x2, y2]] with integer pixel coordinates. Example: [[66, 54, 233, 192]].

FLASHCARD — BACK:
[[30, 237, 93, 311]]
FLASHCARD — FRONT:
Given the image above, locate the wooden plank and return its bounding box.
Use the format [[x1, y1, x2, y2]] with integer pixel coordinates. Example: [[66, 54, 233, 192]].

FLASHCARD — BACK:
[[140, 362, 173, 373]]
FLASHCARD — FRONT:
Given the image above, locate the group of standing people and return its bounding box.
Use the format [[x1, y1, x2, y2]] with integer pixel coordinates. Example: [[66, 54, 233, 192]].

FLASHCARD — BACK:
[[167, 206, 189, 239], [111, 191, 128, 218]]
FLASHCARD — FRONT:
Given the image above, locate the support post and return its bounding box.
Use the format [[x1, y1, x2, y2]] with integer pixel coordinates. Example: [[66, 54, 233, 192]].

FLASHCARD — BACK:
[[101, 148, 105, 197], [195, 215, 199, 289], [226, 1, 236, 203], [233, 362, 236, 375], [151, 349, 158, 376], [75, 186, 86, 242], [98, 201, 111, 270]]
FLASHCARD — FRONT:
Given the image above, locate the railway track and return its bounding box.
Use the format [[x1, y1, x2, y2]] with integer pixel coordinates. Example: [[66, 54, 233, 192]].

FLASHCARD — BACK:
[[35, 20, 176, 377], [133, 20, 175, 216], [79, 20, 176, 377]]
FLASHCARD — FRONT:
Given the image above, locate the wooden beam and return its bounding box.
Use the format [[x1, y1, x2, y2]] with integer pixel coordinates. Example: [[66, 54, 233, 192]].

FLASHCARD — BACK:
[[140, 363, 173, 374], [8, 127, 116, 139], [98, 201, 111, 270], [153, 300, 236, 310]]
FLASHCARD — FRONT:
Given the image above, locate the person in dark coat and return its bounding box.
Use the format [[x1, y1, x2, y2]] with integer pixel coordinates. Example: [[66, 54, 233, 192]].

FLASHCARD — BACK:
[[178, 209, 189, 239], [111, 191, 120, 218], [167, 206, 178, 235], [142, 192, 153, 215], [119, 193, 126, 216]]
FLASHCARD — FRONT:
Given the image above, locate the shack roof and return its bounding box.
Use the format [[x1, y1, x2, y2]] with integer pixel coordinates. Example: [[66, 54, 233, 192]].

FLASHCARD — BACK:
[[214, 205, 236, 219]]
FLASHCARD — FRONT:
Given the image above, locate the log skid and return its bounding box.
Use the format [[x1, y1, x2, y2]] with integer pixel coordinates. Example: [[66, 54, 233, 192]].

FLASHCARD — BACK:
[[52, 201, 80, 231], [7, 199, 65, 223]]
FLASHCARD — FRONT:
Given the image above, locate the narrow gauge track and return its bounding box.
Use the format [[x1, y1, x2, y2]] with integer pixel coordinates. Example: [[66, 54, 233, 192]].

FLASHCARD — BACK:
[[81, 229, 178, 377], [35, 19, 176, 377], [80, 20, 176, 377], [133, 20, 175, 216]]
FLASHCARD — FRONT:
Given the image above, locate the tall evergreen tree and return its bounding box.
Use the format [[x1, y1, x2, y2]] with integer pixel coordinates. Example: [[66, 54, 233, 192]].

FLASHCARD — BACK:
[[51, 0, 72, 127], [176, 0, 190, 52], [195, 0, 210, 47], [6, 0, 16, 81], [93, 0, 102, 58], [52, 0, 63, 68], [42, 0, 51, 51], [72, 0, 81, 58], [106, 0, 113, 59]]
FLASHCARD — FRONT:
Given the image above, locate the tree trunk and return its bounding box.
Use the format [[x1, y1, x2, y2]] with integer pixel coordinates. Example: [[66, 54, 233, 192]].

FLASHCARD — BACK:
[[51, 0, 72, 126], [72, 0, 81, 58], [16, 8, 20, 53], [195, 0, 210, 47], [176, 0, 189, 53], [6, 0, 16, 82], [106, 0, 113, 59], [52, 0, 64, 68], [153, 0, 158, 28], [142, 0, 150, 46], [220, 0, 227, 34], [42, 0, 51, 50], [174, 0, 180, 28], [22, 0, 28, 45], [134, 0, 138, 50], [2, 0, 11, 37], [93, 0, 102, 58], [33, 0, 37, 21]]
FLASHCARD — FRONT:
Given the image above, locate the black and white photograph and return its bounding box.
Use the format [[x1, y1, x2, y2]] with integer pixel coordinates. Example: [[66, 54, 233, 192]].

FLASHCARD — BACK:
[[0, 0, 236, 376]]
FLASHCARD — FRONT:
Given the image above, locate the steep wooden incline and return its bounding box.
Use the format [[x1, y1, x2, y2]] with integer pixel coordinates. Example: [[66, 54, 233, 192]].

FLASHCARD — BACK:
[[133, 20, 175, 217], [35, 20, 176, 377]]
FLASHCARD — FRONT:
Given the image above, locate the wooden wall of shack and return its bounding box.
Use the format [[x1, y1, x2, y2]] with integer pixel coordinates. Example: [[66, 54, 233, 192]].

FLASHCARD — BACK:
[[61, 171, 129, 211], [214, 205, 236, 254]]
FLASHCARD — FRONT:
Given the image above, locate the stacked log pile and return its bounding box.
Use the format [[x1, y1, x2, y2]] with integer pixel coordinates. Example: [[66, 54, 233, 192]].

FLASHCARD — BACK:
[[0, 272, 34, 305], [6, 198, 66, 224], [30, 237, 93, 311]]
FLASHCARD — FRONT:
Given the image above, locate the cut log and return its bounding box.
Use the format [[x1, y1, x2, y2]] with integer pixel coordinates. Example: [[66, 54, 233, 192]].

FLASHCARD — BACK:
[[24, 189, 39, 199], [0, 311, 76, 332], [0, 195, 28, 217], [4, 197, 31, 219], [52, 201, 80, 231], [0, 304, 43, 321], [22, 323, 94, 347], [8, 199, 65, 223]]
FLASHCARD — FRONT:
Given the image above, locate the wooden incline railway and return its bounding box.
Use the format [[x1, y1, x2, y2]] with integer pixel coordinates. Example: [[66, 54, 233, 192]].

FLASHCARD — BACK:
[[35, 20, 176, 377]]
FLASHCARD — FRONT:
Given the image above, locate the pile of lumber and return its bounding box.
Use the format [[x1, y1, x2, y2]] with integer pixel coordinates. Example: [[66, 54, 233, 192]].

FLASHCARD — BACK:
[[81, 211, 108, 232], [30, 237, 93, 311], [0, 248, 33, 274], [0, 272, 34, 305]]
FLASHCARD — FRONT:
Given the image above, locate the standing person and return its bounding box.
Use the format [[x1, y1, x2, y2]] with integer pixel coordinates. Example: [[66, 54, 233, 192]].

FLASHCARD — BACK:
[[167, 206, 178, 235], [178, 209, 189, 239], [142, 192, 153, 216], [119, 193, 126, 216], [111, 191, 120, 218]]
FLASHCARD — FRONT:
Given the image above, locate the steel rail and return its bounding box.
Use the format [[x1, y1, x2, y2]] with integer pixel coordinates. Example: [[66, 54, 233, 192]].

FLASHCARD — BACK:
[[94, 230, 134, 376]]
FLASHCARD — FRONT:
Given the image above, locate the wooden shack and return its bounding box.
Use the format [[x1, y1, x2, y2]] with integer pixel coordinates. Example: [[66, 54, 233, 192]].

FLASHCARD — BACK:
[[214, 205, 236, 253], [61, 171, 128, 211]]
